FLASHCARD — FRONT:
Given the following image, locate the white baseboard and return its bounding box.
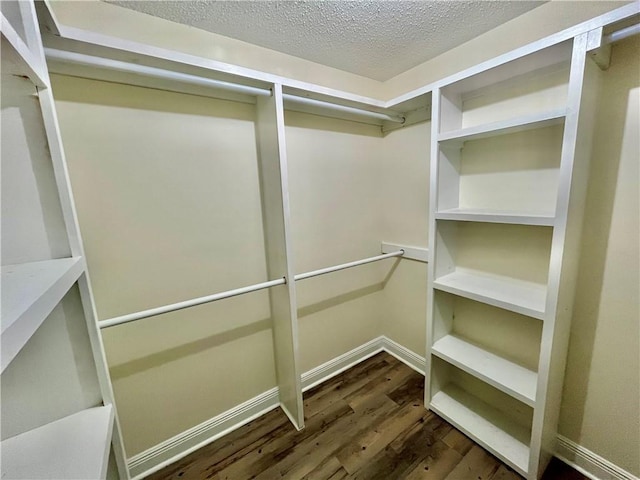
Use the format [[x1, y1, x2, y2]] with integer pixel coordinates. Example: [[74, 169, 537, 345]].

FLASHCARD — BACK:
[[126, 338, 635, 480], [128, 388, 279, 480], [555, 435, 639, 480], [128, 335, 421, 479]]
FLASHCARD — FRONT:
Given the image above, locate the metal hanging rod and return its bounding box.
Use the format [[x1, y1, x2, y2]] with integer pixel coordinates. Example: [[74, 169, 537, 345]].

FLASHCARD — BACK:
[[99, 277, 286, 329], [98, 250, 403, 328], [603, 22, 640, 44], [294, 250, 404, 281], [44, 48, 403, 123]]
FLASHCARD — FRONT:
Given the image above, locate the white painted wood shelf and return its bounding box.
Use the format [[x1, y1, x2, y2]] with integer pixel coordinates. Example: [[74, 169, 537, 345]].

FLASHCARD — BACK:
[[433, 269, 547, 320], [0, 13, 47, 86], [431, 385, 531, 477], [436, 208, 555, 226], [1, 405, 114, 480], [1, 257, 85, 372], [438, 109, 566, 145], [432, 334, 537, 406]]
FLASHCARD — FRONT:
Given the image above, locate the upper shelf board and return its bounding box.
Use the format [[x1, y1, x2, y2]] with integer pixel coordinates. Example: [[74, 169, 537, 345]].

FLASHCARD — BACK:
[[0, 405, 114, 480], [1, 257, 84, 372], [433, 268, 547, 320], [438, 109, 566, 145], [436, 209, 555, 227]]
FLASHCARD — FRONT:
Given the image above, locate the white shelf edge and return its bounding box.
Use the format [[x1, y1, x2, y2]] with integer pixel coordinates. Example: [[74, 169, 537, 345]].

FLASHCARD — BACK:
[[436, 209, 555, 227], [430, 385, 531, 477], [432, 334, 537, 406], [438, 108, 566, 145], [433, 269, 547, 320], [0, 13, 48, 87], [381, 242, 429, 262], [1, 257, 85, 372], [1, 405, 114, 480]]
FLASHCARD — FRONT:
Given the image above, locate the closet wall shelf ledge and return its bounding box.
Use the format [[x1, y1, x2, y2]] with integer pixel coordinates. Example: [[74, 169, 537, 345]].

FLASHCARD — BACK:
[[1, 257, 85, 372], [432, 334, 537, 406], [431, 385, 531, 477], [0, 405, 114, 480], [433, 269, 547, 320], [438, 109, 566, 145], [436, 209, 555, 226]]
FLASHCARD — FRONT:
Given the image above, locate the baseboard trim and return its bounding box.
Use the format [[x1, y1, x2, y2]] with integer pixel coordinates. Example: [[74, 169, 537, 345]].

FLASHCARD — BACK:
[[301, 336, 385, 392], [381, 336, 426, 374], [127, 339, 635, 480], [555, 435, 639, 480], [128, 387, 279, 480]]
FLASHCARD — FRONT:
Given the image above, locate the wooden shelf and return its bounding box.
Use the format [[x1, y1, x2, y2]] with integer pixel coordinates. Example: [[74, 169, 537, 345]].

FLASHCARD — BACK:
[[433, 269, 546, 320], [1, 405, 114, 479], [1, 257, 84, 372], [436, 208, 555, 226], [432, 334, 537, 406], [438, 109, 565, 145], [431, 384, 531, 477], [0, 13, 47, 87]]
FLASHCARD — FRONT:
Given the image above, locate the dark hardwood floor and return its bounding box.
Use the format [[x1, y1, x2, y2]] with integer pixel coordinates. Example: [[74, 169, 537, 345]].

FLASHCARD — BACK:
[[148, 352, 586, 480]]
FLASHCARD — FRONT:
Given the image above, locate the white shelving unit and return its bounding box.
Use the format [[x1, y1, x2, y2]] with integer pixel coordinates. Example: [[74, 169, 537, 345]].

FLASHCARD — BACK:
[[0, 2, 128, 478], [426, 31, 603, 479]]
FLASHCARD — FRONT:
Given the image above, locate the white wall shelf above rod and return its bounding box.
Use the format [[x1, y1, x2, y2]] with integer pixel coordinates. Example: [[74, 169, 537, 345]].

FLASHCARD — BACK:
[[381, 243, 429, 262], [44, 48, 404, 124], [99, 278, 286, 329]]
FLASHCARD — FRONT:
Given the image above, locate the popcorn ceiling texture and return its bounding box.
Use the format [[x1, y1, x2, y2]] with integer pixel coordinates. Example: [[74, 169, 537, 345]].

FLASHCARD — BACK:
[[106, 1, 544, 81]]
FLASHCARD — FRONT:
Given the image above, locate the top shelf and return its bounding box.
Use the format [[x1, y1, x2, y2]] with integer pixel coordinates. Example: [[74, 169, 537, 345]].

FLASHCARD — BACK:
[[1, 257, 84, 372], [438, 109, 566, 145]]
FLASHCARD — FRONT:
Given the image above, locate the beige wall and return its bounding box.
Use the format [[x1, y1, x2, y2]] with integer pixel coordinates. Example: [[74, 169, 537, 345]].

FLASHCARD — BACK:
[[48, 1, 638, 473], [52, 75, 278, 455], [559, 36, 639, 476]]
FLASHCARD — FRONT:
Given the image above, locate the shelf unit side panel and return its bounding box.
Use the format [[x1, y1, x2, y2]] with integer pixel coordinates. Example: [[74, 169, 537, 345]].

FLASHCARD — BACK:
[[425, 87, 444, 407], [530, 33, 602, 478], [1, 285, 102, 441], [1, 74, 70, 265], [255, 85, 304, 430]]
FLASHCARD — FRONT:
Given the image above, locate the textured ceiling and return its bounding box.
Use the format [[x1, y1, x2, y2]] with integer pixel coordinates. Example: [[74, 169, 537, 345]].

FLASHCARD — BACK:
[[106, 1, 545, 81]]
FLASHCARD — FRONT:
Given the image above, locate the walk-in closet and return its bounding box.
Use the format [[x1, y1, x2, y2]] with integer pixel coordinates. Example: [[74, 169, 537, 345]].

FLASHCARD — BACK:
[[1, 2, 638, 479]]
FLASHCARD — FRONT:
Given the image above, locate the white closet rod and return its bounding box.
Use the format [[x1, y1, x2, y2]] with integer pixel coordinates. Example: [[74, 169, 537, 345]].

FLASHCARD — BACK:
[[99, 250, 404, 328], [604, 22, 640, 44], [44, 48, 404, 123], [294, 250, 404, 281], [99, 278, 286, 328]]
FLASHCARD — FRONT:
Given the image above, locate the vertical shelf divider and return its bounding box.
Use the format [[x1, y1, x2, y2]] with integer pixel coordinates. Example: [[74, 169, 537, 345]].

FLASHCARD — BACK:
[[255, 83, 304, 430]]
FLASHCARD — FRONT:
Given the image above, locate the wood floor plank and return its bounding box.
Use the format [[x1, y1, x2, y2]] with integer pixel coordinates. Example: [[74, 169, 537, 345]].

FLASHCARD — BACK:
[[149, 352, 589, 480], [444, 445, 501, 480], [404, 441, 464, 480], [336, 401, 427, 474]]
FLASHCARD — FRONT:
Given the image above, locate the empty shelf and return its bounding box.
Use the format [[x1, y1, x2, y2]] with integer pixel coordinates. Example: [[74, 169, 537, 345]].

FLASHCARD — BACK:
[[438, 109, 566, 145], [1, 257, 84, 372], [431, 385, 531, 476], [433, 269, 546, 320], [1, 405, 114, 479], [432, 335, 537, 406], [436, 208, 555, 226]]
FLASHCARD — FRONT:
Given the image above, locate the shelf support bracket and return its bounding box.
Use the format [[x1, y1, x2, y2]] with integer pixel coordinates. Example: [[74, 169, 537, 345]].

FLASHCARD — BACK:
[[586, 27, 611, 71]]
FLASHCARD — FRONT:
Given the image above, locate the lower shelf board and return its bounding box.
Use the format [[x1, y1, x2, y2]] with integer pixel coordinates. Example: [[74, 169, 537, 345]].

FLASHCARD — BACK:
[[430, 384, 531, 477], [1, 405, 114, 479]]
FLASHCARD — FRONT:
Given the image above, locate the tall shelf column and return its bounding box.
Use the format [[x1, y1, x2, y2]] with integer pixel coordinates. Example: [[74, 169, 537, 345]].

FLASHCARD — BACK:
[[425, 32, 602, 479]]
